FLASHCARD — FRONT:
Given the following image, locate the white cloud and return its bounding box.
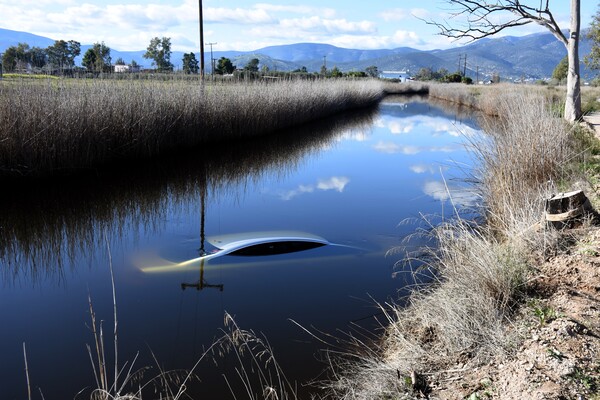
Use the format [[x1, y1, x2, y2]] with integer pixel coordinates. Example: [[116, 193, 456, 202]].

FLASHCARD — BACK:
[[205, 7, 274, 24], [254, 3, 336, 18], [279, 16, 376, 34], [391, 30, 425, 47], [380, 8, 430, 22]]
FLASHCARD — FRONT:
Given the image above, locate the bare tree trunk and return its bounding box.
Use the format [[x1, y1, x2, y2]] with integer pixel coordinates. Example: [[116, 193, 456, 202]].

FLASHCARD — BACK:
[[565, 0, 582, 122]]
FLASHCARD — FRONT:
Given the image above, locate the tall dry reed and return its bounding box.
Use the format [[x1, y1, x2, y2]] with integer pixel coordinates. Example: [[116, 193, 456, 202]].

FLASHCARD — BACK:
[[0, 78, 385, 176], [321, 85, 581, 398]]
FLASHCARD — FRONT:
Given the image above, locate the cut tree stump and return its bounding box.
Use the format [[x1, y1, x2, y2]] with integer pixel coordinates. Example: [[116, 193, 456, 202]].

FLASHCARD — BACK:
[[545, 190, 593, 229]]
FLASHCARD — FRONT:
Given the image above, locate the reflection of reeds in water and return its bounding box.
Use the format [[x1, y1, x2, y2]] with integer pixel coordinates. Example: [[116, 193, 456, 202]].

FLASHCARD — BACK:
[[0, 106, 378, 284], [0, 79, 384, 177]]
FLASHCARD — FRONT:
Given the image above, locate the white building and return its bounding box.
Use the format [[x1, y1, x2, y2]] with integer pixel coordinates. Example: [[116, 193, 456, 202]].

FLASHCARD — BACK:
[[114, 64, 141, 73], [379, 70, 411, 82]]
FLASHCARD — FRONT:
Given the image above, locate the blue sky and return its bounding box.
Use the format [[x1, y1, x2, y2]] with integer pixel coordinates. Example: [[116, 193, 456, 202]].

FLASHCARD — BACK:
[[0, 0, 596, 52]]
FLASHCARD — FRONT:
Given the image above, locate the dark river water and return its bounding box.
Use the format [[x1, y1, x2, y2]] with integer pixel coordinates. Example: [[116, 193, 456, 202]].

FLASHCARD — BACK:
[[0, 96, 482, 399]]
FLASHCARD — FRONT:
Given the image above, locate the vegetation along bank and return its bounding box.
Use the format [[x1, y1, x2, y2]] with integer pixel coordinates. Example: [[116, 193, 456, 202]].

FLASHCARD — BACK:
[[0, 77, 425, 177], [320, 83, 600, 399]]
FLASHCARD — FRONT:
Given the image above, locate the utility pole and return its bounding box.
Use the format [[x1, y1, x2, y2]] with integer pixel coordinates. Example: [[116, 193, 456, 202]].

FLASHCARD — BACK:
[[206, 42, 216, 75], [476, 65, 479, 84], [198, 0, 205, 78], [463, 54, 467, 77], [457, 54, 462, 74]]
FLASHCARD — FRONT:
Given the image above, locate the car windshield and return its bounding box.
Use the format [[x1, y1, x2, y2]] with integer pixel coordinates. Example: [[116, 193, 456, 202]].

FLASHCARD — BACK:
[[228, 240, 327, 256]]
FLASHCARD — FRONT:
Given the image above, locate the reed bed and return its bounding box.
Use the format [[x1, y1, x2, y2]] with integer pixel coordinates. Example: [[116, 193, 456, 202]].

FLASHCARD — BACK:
[[0, 78, 385, 176], [321, 85, 583, 398]]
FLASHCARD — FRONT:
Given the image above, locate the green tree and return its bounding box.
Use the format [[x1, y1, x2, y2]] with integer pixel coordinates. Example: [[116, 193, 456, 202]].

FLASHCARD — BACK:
[[2, 43, 34, 72], [2, 46, 18, 72], [585, 5, 600, 72], [215, 57, 235, 75], [15, 43, 31, 70], [414, 67, 434, 81], [215, 57, 235, 74], [346, 70, 367, 77], [552, 56, 569, 82], [182, 52, 199, 74], [365, 65, 379, 78], [244, 58, 259, 72], [28, 46, 47, 69], [330, 66, 343, 77], [82, 48, 96, 71], [436, 68, 449, 80], [46, 40, 80, 72], [444, 73, 463, 83], [115, 57, 126, 66], [82, 42, 111, 73], [143, 37, 173, 72]]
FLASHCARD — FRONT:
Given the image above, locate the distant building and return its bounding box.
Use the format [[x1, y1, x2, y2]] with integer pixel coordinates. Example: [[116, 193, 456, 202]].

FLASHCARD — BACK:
[[114, 64, 141, 73], [379, 70, 411, 82]]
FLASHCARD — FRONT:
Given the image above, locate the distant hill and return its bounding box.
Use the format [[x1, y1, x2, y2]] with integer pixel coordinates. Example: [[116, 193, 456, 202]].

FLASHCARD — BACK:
[[0, 27, 595, 80], [0, 28, 54, 51]]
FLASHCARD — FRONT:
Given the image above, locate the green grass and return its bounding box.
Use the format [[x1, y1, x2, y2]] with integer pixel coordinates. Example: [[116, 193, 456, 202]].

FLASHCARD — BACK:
[[1, 73, 59, 80], [582, 86, 600, 114]]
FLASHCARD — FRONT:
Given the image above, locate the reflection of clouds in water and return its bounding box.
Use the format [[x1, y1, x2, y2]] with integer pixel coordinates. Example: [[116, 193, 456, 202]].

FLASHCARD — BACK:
[[411, 164, 434, 174], [422, 180, 478, 207], [376, 117, 414, 135], [374, 141, 459, 155], [410, 164, 450, 174], [446, 123, 480, 138], [317, 176, 349, 192], [339, 129, 371, 142], [389, 121, 414, 134], [279, 176, 350, 201], [378, 115, 481, 138], [373, 141, 420, 155]]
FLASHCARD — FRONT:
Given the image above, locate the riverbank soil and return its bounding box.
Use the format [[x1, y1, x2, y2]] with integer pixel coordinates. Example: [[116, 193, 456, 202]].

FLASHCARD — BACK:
[[426, 226, 600, 399], [584, 112, 600, 139]]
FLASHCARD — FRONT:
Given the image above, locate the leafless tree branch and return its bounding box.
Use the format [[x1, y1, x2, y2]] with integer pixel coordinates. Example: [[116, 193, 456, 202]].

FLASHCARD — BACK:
[[425, 0, 568, 47]]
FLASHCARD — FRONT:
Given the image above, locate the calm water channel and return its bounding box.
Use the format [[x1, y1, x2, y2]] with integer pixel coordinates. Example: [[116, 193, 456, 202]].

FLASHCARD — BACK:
[[0, 96, 482, 399]]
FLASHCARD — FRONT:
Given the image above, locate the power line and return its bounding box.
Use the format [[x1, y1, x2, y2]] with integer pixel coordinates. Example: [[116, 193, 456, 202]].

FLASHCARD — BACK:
[[206, 42, 217, 75]]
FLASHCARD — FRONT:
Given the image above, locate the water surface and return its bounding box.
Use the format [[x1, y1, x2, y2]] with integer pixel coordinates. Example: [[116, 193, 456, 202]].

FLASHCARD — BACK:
[[0, 96, 481, 399]]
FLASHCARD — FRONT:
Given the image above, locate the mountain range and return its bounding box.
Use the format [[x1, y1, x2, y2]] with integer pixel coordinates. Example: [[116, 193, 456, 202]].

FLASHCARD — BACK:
[[0, 27, 595, 81]]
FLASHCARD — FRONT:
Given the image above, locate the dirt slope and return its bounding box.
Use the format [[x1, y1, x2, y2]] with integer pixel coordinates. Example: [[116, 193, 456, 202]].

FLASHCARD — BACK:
[[422, 226, 600, 400]]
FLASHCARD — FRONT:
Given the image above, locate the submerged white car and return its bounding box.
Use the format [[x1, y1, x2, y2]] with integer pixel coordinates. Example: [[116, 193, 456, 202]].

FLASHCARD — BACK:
[[139, 230, 365, 274]]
